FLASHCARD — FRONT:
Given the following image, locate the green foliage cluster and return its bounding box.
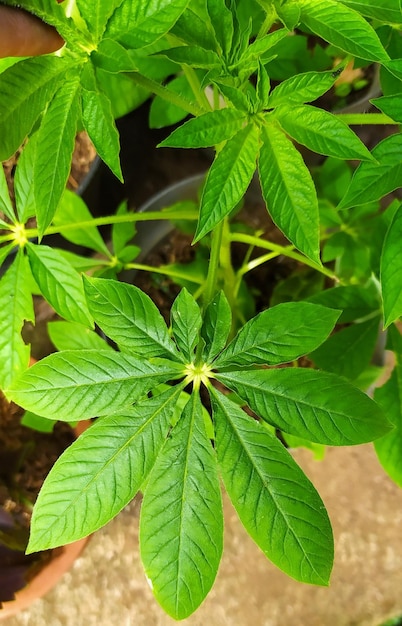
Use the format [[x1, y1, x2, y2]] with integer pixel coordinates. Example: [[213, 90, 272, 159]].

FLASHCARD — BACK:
[[0, 0, 402, 619]]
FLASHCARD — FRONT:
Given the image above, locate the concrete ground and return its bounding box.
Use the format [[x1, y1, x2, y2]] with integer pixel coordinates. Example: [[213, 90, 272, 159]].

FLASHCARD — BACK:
[[2, 443, 402, 626]]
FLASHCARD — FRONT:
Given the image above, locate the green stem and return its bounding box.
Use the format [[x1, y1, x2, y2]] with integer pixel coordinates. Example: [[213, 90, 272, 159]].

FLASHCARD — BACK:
[[230, 233, 339, 282], [202, 220, 224, 310], [128, 72, 203, 117], [123, 262, 204, 285], [257, 7, 276, 39], [21, 209, 199, 239], [335, 113, 397, 125], [182, 65, 212, 111]]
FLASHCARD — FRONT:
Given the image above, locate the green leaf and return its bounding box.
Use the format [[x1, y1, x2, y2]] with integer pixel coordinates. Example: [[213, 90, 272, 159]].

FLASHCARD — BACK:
[[14, 134, 37, 223], [239, 29, 289, 66], [258, 123, 320, 263], [371, 95, 402, 124], [149, 73, 197, 128], [171, 6, 218, 51], [307, 284, 380, 323], [155, 45, 221, 68], [195, 124, 260, 242], [140, 391, 223, 619], [211, 388, 333, 585], [112, 202, 136, 255], [158, 109, 248, 149], [275, 0, 301, 29], [82, 88, 123, 182], [0, 251, 34, 389], [6, 350, 178, 421], [269, 70, 336, 108], [201, 291, 232, 362], [27, 385, 181, 552], [381, 204, 402, 327], [34, 77, 81, 237], [310, 317, 381, 381], [105, 0, 189, 48], [0, 57, 68, 160], [299, 0, 390, 63], [206, 0, 234, 57], [276, 105, 373, 161], [0, 165, 15, 223], [26, 243, 93, 328], [48, 321, 113, 352], [374, 325, 402, 488], [217, 367, 390, 445], [171, 289, 202, 361], [83, 276, 181, 361], [215, 302, 339, 368], [91, 38, 138, 74], [76, 0, 124, 43], [21, 411, 55, 434], [338, 0, 402, 23], [256, 61, 270, 110], [338, 135, 402, 210], [53, 190, 110, 256]]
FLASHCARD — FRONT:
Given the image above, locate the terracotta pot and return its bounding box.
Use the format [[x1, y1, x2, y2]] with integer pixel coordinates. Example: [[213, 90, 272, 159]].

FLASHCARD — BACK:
[[0, 412, 92, 619]]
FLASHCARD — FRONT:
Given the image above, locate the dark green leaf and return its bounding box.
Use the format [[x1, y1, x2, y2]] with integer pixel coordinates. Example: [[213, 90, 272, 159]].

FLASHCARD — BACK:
[[201, 291, 232, 362], [215, 302, 339, 368], [155, 46, 221, 68], [299, 0, 390, 63], [158, 109, 248, 149], [34, 77, 81, 237], [310, 317, 381, 381], [211, 388, 333, 585], [27, 385, 181, 552], [217, 367, 390, 444], [0, 251, 34, 389], [195, 124, 260, 242], [171, 6, 218, 51], [206, 0, 234, 57], [171, 289, 202, 361], [381, 203, 402, 327], [274, 0, 301, 29], [14, 134, 37, 223], [27, 243, 93, 328], [140, 392, 223, 619], [0, 165, 15, 223], [82, 88, 123, 182], [83, 276, 181, 361], [307, 284, 381, 323], [112, 202, 136, 255], [91, 39, 138, 73], [258, 123, 320, 263], [6, 350, 178, 421], [338, 135, 402, 210]]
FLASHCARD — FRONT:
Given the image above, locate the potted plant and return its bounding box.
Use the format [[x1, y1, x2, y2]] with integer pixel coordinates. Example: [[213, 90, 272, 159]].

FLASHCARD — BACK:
[[1, 0, 402, 620]]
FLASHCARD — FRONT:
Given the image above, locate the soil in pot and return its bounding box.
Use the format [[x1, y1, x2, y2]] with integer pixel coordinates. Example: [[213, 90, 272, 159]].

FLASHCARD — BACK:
[[0, 391, 76, 608]]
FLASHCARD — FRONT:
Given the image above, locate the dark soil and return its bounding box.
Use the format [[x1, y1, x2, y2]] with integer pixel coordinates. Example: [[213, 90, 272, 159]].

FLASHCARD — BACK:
[[0, 392, 75, 606]]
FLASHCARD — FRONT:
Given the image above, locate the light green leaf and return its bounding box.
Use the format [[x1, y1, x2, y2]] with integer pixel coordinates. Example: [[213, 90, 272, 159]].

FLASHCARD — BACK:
[[26, 243, 93, 328], [91, 38, 138, 73], [201, 291, 232, 363], [53, 190, 110, 256], [217, 367, 390, 445], [381, 204, 402, 327], [310, 317, 381, 381], [275, 0, 301, 29], [0, 57, 69, 160], [0, 165, 15, 223], [34, 77, 81, 236], [195, 124, 260, 242], [371, 95, 402, 124], [158, 109, 248, 149], [276, 105, 373, 161], [374, 325, 402, 488], [207, 0, 234, 57], [155, 45, 221, 68], [338, 135, 402, 210], [83, 276, 181, 361], [48, 320, 113, 352], [258, 123, 320, 263], [21, 411, 55, 434], [82, 88, 123, 182], [269, 70, 336, 108], [215, 302, 339, 368], [171, 289, 202, 361], [299, 0, 390, 63], [140, 391, 223, 619], [76, 0, 124, 43], [240, 29, 289, 65], [27, 385, 181, 552], [171, 6, 218, 51], [14, 134, 37, 223], [105, 0, 189, 48], [0, 251, 34, 389], [6, 350, 178, 421], [211, 388, 333, 585], [338, 0, 402, 23]]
